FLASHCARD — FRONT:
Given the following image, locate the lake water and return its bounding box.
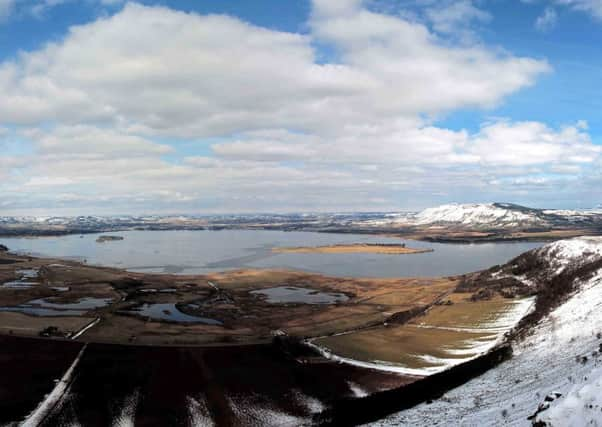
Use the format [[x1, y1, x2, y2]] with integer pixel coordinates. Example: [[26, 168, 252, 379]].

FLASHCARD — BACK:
[[251, 286, 349, 304], [0, 296, 113, 317], [0, 230, 542, 278], [126, 303, 223, 325]]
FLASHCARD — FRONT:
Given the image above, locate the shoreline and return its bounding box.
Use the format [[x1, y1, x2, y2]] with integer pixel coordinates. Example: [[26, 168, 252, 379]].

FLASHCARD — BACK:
[[272, 243, 434, 255], [0, 249, 459, 347], [2, 225, 599, 245]]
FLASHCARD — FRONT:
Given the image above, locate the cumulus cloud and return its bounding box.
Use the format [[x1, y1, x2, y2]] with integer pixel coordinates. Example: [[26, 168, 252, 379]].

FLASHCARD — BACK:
[[0, 2, 548, 135], [29, 125, 173, 159], [535, 7, 558, 31], [469, 121, 599, 166], [0, 1, 597, 213]]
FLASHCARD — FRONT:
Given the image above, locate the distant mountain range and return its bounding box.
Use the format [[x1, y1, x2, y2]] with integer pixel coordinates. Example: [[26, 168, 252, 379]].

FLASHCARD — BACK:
[[408, 202, 602, 230], [1, 203, 602, 237]]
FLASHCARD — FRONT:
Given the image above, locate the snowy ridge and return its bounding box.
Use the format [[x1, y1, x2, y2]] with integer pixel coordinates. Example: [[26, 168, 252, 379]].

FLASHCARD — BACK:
[[369, 237, 602, 426], [1, 204, 602, 234], [412, 203, 546, 228], [534, 236, 602, 275]]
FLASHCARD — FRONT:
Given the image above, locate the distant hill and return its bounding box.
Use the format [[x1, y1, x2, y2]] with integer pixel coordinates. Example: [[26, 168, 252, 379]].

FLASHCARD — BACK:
[[1, 203, 602, 237], [413, 203, 547, 229], [411, 202, 602, 230]]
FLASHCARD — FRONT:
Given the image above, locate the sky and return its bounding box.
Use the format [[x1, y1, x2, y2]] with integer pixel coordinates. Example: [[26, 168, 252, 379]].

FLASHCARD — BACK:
[[1, 0, 602, 215]]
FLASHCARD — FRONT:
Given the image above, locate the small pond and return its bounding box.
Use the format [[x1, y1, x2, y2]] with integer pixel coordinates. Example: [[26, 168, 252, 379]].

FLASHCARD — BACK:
[[28, 297, 114, 310], [126, 303, 223, 325], [1, 281, 38, 289], [1, 269, 41, 290], [251, 286, 349, 304], [0, 296, 113, 317], [0, 306, 86, 317]]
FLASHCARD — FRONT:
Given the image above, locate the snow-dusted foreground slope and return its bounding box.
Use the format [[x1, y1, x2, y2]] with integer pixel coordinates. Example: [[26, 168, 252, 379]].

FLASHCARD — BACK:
[[368, 237, 602, 426]]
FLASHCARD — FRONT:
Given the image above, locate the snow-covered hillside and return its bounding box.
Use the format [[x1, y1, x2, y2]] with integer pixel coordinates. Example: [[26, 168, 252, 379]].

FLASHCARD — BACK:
[[368, 236, 602, 426], [534, 236, 602, 275], [412, 203, 548, 229]]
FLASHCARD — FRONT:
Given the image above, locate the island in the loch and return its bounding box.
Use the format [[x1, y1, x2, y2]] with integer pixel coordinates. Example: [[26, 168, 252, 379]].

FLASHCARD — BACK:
[[95, 235, 125, 243], [273, 243, 434, 255]]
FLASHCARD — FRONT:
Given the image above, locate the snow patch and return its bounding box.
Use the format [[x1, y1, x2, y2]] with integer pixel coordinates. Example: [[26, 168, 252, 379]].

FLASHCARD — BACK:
[[536, 366, 602, 426], [187, 396, 214, 427], [310, 297, 534, 376], [22, 344, 87, 427], [227, 396, 305, 426], [347, 381, 369, 398], [113, 390, 139, 427], [535, 236, 602, 275]]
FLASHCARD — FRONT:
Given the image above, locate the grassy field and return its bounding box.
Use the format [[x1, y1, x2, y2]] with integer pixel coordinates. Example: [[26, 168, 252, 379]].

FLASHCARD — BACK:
[[313, 294, 531, 373], [0, 251, 458, 345], [314, 325, 495, 369], [0, 312, 94, 337]]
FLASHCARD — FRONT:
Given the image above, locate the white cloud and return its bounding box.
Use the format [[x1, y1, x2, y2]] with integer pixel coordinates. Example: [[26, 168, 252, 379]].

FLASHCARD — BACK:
[[310, 0, 549, 115], [30, 125, 172, 159], [0, 1, 596, 213], [30, 0, 68, 18], [0, 0, 15, 21], [0, 2, 548, 136], [24, 176, 74, 186], [469, 121, 599, 166], [424, 0, 491, 36], [0, 0, 125, 22], [555, 0, 602, 19], [535, 7, 558, 31]]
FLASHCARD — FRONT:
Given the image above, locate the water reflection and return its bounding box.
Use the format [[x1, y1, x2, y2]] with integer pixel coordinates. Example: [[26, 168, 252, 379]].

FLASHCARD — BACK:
[[2, 230, 543, 278], [0, 297, 113, 317], [251, 286, 349, 304], [126, 303, 223, 325]]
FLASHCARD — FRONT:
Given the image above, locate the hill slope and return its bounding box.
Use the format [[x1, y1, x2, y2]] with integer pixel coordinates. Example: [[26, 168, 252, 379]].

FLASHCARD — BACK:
[[413, 202, 547, 229], [369, 236, 602, 425]]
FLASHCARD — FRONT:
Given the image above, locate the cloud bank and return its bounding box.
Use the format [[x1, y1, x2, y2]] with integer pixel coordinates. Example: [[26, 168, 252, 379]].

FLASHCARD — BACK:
[[0, 0, 599, 214]]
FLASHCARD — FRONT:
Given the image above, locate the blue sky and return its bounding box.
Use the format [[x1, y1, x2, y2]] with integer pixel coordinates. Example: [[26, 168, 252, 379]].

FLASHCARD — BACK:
[[0, 0, 601, 214]]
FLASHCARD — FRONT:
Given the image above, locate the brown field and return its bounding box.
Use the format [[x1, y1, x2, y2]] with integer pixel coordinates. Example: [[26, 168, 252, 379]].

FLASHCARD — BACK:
[[507, 229, 598, 240], [0, 312, 94, 337], [0, 247, 528, 376], [395, 227, 601, 243], [0, 251, 458, 345], [314, 294, 529, 371], [409, 293, 524, 329], [314, 325, 494, 369], [273, 243, 433, 255]]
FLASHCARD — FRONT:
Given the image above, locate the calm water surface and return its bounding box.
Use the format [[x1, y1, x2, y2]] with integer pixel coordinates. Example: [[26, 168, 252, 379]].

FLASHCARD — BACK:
[[1, 230, 542, 278], [125, 303, 223, 324], [251, 286, 349, 304]]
